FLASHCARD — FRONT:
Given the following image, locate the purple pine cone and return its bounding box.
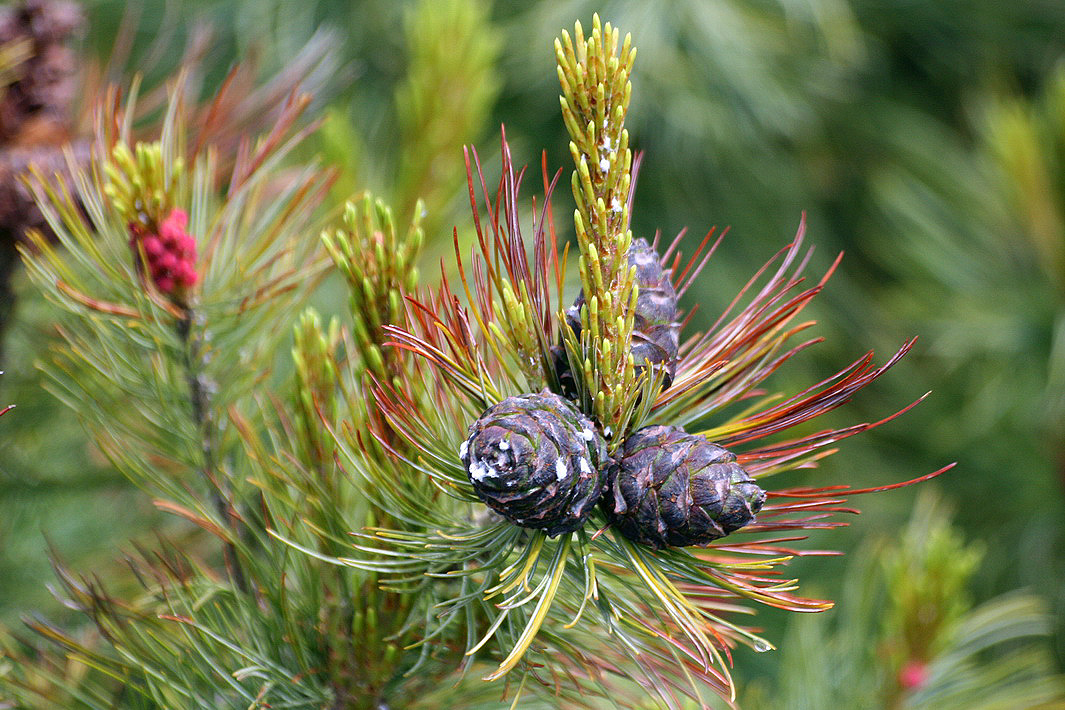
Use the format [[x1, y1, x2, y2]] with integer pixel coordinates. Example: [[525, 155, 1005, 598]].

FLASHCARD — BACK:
[[602, 425, 766, 548], [460, 391, 607, 536]]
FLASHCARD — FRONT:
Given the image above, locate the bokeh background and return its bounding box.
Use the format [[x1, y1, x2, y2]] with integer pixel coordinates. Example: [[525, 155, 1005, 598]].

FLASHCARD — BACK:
[[2, 0, 1063, 702]]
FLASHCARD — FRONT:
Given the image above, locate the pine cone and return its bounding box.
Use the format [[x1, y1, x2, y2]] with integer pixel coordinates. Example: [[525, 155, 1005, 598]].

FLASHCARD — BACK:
[[460, 391, 607, 536], [563, 237, 680, 389], [602, 425, 765, 548]]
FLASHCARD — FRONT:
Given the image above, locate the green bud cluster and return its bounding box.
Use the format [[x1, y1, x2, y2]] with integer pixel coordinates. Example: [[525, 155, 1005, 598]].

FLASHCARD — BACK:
[[103, 141, 183, 230], [556, 15, 640, 435], [292, 309, 341, 466], [322, 193, 424, 381], [561, 237, 681, 392]]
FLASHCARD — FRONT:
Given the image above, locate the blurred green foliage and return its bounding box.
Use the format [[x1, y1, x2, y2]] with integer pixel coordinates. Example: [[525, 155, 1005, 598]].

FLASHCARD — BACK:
[[744, 493, 1065, 708], [2, 0, 1064, 699]]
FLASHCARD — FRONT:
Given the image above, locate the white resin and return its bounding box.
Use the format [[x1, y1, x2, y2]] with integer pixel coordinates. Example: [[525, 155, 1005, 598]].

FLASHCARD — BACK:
[[555, 457, 568, 481], [469, 460, 499, 482]]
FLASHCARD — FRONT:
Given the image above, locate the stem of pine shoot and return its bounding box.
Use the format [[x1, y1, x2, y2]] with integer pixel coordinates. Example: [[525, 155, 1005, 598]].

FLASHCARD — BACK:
[[176, 311, 248, 593]]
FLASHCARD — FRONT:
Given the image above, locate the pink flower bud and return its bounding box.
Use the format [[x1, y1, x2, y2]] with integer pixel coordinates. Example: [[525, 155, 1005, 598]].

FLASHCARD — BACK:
[[142, 235, 164, 258], [156, 252, 179, 273], [159, 226, 179, 246], [159, 210, 188, 244], [167, 208, 188, 230], [176, 262, 198, 287], [899, 661, 929, 690], [128, 208, 197, 303]]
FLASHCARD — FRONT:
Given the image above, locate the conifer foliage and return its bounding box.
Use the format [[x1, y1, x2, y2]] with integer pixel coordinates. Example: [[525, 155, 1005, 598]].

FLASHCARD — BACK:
[[1, 13, 951, 710], [340, 15, 949, 707], [747, 494, 1065, 709]]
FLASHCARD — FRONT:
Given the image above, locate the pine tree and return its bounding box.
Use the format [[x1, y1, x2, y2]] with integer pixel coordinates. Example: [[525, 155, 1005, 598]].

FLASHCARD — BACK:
[[1, 14, 950, 709]]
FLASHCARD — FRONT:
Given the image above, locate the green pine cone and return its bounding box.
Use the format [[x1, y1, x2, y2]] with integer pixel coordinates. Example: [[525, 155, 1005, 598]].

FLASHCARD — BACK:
[[602, 425, 766, 548], [460, 391, 607, 536], [562, 237, 680, 390]]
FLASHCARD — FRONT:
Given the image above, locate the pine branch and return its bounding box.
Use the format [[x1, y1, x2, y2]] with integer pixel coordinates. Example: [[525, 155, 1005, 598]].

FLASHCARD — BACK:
[[175, 310, 247, 593], [2, 11, 959, 710], [3, 74, 340, 707], [352, 16, 949, 707]]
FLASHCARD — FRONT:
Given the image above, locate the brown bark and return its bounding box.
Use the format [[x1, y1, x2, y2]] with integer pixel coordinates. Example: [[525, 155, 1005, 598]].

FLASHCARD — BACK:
[[0, 0, 85, 366]]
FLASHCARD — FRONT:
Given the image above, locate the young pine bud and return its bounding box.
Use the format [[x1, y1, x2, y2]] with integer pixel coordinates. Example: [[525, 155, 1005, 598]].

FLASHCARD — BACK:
[[561, 237, 680, 392]]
